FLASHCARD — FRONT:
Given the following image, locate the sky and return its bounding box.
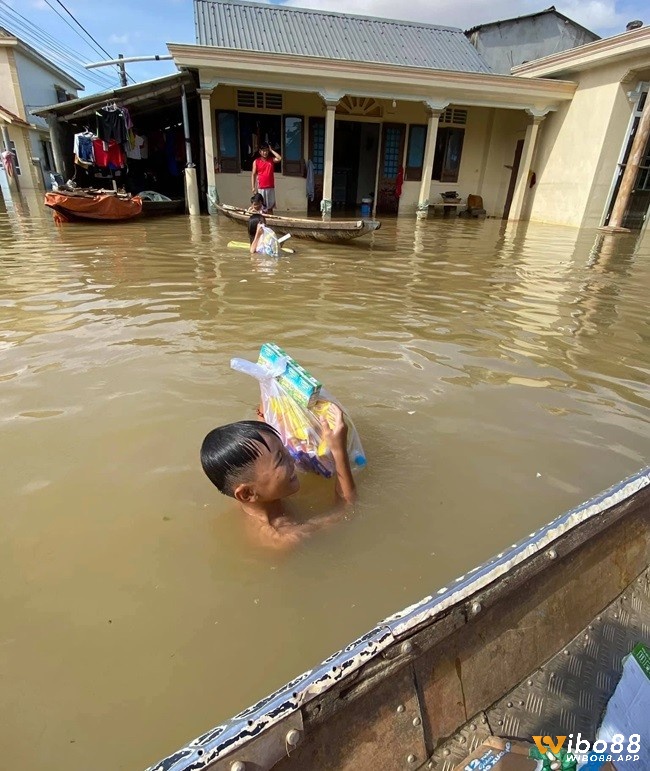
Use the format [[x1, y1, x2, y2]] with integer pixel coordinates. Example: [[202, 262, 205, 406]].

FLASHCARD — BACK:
[[0, 0, 647, 96]]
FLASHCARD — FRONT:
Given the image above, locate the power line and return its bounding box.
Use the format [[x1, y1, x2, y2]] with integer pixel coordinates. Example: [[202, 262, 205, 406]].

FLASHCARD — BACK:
[[0, 3, 116, 89], [51, 0, 136, 84], [43, 0, 119, 71], [0, 10, 115, 90], [0, 0, 114, 86]]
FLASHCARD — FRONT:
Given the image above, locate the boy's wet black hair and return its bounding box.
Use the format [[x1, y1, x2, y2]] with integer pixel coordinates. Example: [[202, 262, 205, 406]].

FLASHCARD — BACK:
[[201, 420, 280, 497], [248, 213, 265, 243], [251, 193, 264, 205]]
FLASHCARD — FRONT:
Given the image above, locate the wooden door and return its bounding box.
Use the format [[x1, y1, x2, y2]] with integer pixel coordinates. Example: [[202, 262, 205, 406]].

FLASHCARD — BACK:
[[502, 139, 524, 219], [308, 117, 325, 213], [377, 123, 406, 214]]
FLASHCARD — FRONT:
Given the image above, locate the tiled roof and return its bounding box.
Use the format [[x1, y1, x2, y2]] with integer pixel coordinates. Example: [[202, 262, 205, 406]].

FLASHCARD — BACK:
[[0, 104, 32, 127], [194, 0, 492, 73]]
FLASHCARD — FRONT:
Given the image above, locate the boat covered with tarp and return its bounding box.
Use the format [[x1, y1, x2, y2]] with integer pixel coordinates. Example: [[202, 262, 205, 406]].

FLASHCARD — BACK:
[[44, 189, 143, 223], [216, 203, 381, 242], [146, 466, 650, 771]]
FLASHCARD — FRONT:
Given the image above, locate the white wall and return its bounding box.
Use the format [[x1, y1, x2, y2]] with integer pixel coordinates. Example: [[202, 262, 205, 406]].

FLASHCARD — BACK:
[[13, 51, 80, 130]]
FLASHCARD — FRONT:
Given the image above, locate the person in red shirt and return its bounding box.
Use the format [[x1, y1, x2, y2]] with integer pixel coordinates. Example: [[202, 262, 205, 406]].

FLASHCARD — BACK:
[[251, 144, 282, 214]]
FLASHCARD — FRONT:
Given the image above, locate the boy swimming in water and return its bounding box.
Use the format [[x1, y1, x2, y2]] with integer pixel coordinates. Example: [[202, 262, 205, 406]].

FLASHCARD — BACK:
[[200, 404, 356, 550]]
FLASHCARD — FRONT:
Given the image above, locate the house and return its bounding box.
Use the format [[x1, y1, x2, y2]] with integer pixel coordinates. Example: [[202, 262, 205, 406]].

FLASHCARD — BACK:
[[514, 24, 650, 229], [168, 0, 575, 221], [465, 7, 600, 75], [0, 26, 83, 192]]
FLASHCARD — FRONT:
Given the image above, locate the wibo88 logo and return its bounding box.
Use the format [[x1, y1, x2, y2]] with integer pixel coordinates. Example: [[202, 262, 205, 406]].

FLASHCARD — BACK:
[[532, 734, 641, 763]]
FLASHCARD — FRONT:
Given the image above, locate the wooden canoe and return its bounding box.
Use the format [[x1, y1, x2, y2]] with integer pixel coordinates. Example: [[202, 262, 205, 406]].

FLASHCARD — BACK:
[[146, 466, 650, 771], [44, 190, 142, 223], [215, 203, 381, 242]]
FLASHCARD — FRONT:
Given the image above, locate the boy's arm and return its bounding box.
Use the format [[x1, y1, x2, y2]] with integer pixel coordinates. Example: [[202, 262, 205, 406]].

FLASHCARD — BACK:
[[251, 160, 257, 192], [319, 404, 357, 504], [271, 147, 282, 163]]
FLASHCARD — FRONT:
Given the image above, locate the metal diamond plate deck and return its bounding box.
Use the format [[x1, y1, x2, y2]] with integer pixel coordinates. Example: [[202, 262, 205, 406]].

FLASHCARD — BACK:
[[427, 568, 650, 770]]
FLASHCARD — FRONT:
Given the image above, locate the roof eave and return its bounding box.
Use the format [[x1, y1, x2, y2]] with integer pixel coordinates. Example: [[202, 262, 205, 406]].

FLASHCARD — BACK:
[[168, 42, 576, 109]]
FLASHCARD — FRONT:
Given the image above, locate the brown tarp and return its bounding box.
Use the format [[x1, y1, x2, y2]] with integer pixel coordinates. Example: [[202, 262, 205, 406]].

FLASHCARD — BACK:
[[44, 192, 143, 223]]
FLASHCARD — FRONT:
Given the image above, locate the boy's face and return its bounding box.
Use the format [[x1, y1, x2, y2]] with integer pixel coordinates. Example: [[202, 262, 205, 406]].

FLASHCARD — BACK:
[[260, 148, 269, 158], [234, 433, 299, 503]]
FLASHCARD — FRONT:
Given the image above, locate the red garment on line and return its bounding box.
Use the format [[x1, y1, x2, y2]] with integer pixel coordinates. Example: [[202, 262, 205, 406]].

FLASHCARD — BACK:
[[92, 138, 125, 168], [395, 166, 404, 198]]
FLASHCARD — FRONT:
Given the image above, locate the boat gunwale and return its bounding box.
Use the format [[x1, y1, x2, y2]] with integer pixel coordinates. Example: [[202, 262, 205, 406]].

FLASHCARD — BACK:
[[146, 466, 650, 771], [215, 203, 381, 232]]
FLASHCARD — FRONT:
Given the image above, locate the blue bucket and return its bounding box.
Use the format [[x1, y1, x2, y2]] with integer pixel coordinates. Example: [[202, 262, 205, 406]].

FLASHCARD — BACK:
[[361, 198, 372, 217]]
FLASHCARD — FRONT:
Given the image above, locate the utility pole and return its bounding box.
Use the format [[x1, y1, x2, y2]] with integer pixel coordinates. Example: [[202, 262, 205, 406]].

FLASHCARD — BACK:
[[117, 54, 127, 87], [85, 54, 172, 87]]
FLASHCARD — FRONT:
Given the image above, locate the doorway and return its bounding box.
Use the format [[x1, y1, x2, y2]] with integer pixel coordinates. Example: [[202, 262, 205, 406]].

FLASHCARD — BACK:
[[332, 120, 380, 212], [377, 123, 406, 214], [503, 139, 524, 219], [307, 118, 380, 213]]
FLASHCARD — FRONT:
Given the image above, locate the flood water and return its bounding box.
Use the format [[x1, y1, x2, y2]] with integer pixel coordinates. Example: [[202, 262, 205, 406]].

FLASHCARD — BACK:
[[1, 192, 649, 771]]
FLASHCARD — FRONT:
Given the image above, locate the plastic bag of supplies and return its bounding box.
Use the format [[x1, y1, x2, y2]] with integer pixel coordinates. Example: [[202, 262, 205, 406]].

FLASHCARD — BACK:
[[231, 344, 366, 478]]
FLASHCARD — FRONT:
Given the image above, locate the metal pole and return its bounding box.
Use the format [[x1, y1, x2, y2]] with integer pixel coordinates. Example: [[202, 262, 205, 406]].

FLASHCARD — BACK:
[[181, 84, 193, 166], [118, 54, 127, 88], [181, 84, 200, 216], [85, 54, 172, 69]]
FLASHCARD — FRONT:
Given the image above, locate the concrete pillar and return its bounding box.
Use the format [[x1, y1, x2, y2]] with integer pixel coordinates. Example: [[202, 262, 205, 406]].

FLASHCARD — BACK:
[[184, 166, 200, 216], [321, 100, 338, 219], [508, 110, 546, 222], [602, 89, 650, 231], [198, 87, 217, 214], [45, 114, 68, 178], [416, 102, 448, 219]]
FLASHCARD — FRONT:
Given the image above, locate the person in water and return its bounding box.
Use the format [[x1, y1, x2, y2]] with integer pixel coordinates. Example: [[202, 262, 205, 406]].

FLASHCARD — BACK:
[[200, 404, 356, 550], [248, 213, 279, 256]]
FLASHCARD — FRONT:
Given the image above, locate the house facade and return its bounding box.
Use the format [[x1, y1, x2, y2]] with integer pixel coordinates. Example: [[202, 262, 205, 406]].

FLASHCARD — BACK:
[[466, 7, 600, 75], [514, 24, 650, 229], [0, 26, 82, 192], [170, 0, 575, 221]]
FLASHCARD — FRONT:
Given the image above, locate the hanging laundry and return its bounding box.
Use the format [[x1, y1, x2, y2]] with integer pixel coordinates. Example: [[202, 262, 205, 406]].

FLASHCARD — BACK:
[[306, 159, 315, 202], [73, 131, 95, 167], [95, 106, 127, 146], [1, 149, 15, 177], [395, 166, 404, 198], [126, 134, 146, 160], [92, 138, 125, 169]]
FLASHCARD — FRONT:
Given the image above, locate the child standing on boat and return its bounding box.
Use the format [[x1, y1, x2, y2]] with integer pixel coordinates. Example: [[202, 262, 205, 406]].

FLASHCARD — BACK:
[[200, 405, 356, 550], [252, 144, 281, 214]]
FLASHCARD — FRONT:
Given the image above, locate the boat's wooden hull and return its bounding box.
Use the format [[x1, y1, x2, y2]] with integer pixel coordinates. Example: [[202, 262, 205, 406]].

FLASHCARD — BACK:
[[216, 203, 381, 241], [44, 192, 142, 222], [146, 467, 650, 771]]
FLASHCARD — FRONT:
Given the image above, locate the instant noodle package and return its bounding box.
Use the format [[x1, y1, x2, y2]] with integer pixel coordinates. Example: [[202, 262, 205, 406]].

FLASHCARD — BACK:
[[231, 344, 366, 478]]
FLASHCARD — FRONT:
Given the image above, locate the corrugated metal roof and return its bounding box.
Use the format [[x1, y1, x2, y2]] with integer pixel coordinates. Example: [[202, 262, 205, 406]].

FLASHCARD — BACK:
[[194, 0, 492, 73]]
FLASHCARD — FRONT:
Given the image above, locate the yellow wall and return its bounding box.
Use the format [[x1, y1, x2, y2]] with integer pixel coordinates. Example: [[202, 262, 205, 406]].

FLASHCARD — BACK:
[[207, 85, 528, 216], [0, 47, 22, 117], [527, 60, 640, 228]]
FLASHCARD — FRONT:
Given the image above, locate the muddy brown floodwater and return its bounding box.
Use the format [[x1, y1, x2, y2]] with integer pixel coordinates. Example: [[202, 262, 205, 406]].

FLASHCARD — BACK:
[[1, 192, 649, 771]]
